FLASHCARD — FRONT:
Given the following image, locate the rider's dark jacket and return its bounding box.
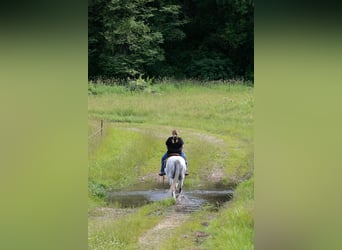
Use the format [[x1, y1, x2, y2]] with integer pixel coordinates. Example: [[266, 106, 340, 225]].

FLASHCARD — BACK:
[[166, 136, 184, 155]]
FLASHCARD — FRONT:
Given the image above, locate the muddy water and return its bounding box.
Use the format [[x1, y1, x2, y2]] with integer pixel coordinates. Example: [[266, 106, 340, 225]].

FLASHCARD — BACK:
[[106, 188, 233, 212]]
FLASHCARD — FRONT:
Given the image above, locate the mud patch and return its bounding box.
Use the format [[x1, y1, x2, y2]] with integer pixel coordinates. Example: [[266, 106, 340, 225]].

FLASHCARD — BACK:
[[194, 231, 210, 244], [207, 166, 225, 182]]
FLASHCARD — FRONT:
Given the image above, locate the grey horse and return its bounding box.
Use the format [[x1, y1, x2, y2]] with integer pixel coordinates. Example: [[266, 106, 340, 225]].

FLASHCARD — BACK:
[[165, 156, 187, 199]]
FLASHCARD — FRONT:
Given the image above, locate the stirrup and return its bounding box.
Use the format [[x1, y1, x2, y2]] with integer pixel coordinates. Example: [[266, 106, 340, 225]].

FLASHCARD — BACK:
[[159, 172, 166, 176]]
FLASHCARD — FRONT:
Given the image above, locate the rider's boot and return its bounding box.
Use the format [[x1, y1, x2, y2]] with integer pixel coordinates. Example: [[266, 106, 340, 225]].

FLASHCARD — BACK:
[[159, 162, 166, 176]]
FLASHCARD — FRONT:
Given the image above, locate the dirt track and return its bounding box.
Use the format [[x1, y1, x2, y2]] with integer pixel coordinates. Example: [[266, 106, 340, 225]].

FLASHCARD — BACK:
[[138, 212, 190, 249]]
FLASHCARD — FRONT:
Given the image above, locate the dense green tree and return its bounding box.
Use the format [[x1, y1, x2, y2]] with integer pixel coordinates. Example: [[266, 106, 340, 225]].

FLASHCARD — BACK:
[[219, 0, 254, 80], [89, 0, 164, 79], [89, 0, 185, 79], [88, 0, 109, 78], [89, 0, 254, 81], [162, 0, 254, 80]]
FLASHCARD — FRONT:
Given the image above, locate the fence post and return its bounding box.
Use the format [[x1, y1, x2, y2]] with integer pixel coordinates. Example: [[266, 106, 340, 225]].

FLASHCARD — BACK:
[[100, 120, 103, 136]]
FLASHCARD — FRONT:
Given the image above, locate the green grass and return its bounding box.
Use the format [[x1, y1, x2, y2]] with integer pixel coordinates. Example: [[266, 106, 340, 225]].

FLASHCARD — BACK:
[[88, 81, 254, 249], [88, 83, 253, 141], [203, 177, 254, 249], [159, 177, 254, 250], [88, 82, 253, 178], [88, 126, 162, 199], [88, 199, 175, 250]]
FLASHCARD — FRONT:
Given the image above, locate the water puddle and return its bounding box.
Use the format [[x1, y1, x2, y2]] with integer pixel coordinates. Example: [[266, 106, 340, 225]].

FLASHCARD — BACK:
[[106, 189, 233, 212]]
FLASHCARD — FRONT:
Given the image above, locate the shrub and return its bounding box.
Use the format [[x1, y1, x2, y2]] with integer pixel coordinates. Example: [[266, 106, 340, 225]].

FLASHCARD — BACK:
[[127, 75, 154, 92], [88, 181, 107, 199], [185, 57, 234, 81]]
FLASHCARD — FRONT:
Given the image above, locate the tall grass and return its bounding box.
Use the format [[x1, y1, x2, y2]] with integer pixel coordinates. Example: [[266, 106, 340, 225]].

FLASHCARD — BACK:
[[88, 81, 254, 249], [88, 83, 253, 136]]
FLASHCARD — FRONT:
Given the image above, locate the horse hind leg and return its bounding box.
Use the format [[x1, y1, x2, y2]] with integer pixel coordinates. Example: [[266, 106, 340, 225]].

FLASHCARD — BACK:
[[178, 179, 184, 194], [172, 190, 176, 199]]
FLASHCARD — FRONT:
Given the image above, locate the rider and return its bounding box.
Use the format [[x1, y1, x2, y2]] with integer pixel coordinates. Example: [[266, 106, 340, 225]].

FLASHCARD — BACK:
[[159, 129, 188, 176]]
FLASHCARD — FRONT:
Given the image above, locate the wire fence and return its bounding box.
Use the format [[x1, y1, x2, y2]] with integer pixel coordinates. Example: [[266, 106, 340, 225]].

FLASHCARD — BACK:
[[88, 120, 103, 140]]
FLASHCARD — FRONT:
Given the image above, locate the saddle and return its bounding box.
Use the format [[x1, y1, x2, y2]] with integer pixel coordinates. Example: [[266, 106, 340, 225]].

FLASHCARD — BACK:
[[167, 153, 180, 158]]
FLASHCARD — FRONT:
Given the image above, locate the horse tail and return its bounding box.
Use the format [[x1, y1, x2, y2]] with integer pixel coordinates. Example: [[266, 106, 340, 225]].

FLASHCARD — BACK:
[[170, 160, 180, 193]]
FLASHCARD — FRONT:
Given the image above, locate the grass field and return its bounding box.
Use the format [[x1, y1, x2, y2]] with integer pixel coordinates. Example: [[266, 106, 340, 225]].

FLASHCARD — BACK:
[[88, 81, 254, 249]]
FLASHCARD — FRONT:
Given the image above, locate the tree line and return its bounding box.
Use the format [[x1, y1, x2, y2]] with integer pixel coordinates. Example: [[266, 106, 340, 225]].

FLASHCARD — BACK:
[[89, 0, 253, 82]]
